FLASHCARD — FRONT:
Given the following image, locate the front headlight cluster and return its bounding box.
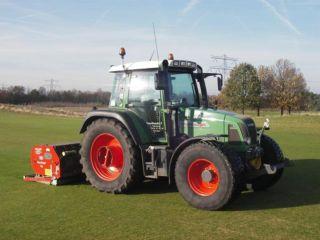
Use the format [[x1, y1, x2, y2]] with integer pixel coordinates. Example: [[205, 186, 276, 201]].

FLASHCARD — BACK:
[[169, 60, 197, 70], [239, 123, 251, 145]]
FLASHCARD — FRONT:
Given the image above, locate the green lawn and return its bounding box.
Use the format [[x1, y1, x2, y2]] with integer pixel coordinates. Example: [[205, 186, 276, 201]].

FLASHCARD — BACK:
[[0, 110, 319, 240]]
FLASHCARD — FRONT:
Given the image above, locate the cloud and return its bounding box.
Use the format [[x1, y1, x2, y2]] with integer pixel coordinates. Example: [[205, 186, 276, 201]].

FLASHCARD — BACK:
[[0, 19, 61, 39], [181, 0, 200, 15], [93, 9, 110, 27], [290, 0, 320, 6], [16, 14, 37, 20], [280, 0, 288, 17], [259, 0, 301, 35]]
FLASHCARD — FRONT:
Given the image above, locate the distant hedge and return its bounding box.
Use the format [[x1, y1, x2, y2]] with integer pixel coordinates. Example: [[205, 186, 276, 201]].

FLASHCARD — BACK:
[[0, 86, 111, 105]]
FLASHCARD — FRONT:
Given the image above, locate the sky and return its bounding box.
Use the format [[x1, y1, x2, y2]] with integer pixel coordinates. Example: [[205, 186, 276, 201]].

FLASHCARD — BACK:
[[0, 0, 319, 93]]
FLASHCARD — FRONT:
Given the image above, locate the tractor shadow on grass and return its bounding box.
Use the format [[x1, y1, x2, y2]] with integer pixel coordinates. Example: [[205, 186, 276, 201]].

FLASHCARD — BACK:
[[227, 159, 320, 211], [129, 178, 178, 195], [63, 159, 320, 210]]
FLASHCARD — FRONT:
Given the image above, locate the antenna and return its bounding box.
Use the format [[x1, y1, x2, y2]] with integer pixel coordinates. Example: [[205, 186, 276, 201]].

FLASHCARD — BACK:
[[152, 23, 159, 62], [149, 50, 154, 61]]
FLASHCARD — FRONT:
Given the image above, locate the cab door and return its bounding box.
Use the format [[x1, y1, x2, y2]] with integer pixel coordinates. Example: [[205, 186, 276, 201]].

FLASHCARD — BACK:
[[127, 71, 165, 142], [168, 71, 200, 137]]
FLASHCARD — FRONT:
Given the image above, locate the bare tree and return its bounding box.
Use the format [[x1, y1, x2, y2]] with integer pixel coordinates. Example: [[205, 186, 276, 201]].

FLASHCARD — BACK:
[[257, 65, 274, 108], [271, 59, 307, 115]]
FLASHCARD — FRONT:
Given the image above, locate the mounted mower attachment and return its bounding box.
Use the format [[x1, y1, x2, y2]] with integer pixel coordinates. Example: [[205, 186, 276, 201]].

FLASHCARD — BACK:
[[23, 143, 85, 185]]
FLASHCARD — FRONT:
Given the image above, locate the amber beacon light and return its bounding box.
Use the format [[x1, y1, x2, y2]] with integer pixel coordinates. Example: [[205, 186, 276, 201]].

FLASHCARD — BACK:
[[119, 47, 126, 59]]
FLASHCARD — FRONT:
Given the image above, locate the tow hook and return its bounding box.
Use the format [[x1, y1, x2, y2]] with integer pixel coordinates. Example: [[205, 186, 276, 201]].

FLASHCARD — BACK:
[[264, 158, 292, 175], [263, 164, 277, 174]]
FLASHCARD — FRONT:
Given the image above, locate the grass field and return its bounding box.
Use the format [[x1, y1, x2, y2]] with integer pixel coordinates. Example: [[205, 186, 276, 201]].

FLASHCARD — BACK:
[[0, 110, 319, 240]]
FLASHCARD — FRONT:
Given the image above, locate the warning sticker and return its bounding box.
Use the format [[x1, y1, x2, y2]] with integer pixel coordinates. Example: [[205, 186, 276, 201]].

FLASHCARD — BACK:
[[193, 122, 210, 128], [35, 148, 42, 155], [45, 168, 52, 176]]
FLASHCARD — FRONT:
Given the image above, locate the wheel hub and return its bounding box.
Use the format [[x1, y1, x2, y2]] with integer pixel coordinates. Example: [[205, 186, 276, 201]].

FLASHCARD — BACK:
[[90, 133, 124, 181], [201, 169, 214, 182], [98, 147, 113, 168], [187, 159, 220, 196]]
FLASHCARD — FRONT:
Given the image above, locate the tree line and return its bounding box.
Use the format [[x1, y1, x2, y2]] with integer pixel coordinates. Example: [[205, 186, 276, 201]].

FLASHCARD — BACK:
[[213, 59, 320, 115], [0, 86, 111, 105], [1, 59, 319, 114]]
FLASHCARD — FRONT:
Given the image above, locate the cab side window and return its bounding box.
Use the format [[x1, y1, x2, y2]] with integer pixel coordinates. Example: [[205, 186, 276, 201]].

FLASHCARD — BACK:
[[128, 71, 164, 140], [110, 73, 129, 107], [128, 71, 160, 104]]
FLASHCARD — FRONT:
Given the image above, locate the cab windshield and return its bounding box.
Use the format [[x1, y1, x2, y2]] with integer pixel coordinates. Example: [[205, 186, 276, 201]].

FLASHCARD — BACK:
[[169, 72, 198, 107]]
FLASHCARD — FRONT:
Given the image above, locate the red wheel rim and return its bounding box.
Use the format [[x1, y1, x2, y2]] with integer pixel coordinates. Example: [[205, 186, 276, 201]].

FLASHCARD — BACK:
[[90, 133, 124, 181], [187, 159, 220, 196]]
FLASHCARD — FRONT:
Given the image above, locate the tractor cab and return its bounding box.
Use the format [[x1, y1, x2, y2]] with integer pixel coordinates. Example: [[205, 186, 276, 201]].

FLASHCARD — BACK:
[[108, 57, 223, 146]]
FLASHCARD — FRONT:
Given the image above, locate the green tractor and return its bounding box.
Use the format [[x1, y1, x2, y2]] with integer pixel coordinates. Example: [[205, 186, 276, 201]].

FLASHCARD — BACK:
[[79, 50, 289, 210]]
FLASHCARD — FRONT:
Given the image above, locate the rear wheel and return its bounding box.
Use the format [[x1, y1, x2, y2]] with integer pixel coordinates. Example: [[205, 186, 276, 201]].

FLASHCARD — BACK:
[[250, 134, 284, 191], [175, 142, 243, 210], [80, 119, 142, 193]]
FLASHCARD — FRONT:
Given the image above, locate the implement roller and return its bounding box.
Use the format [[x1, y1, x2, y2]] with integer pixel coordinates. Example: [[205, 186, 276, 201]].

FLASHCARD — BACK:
[[23, 143, 85, 185]]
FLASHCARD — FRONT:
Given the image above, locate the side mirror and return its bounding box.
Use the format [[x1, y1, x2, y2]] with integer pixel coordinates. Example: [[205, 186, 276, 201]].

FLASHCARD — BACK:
[[263, 118, 270, 130], [155, 70, 168, 90], [217, 76, 223, 91]]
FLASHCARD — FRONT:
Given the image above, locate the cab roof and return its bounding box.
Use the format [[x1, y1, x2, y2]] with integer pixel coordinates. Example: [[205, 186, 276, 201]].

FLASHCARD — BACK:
[[109, 60, 197, 73], [109, 61, 160, 73]]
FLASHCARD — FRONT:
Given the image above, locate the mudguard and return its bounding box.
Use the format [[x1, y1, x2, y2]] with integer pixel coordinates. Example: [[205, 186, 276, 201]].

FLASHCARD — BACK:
[[80, 109, 153, 145]]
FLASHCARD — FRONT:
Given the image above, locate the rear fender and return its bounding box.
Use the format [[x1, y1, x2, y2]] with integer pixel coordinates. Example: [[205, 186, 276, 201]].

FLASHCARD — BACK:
[[80, 110, 143, 145]]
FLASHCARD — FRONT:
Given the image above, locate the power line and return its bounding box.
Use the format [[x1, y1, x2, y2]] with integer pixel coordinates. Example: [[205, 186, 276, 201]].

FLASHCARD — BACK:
[[209, 54, 238, 80], [43, 78, 60, 92]]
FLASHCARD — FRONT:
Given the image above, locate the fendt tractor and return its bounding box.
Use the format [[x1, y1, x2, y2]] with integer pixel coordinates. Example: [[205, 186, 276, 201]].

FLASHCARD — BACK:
[[24, 48, 290, 210]]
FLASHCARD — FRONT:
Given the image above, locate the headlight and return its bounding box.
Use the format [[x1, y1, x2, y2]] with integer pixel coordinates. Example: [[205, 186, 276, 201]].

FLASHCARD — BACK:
[[228, 124, 240, 142]]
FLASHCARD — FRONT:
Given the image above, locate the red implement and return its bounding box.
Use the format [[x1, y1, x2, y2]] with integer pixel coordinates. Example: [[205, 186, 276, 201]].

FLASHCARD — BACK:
[[23, 143, 85, 185]]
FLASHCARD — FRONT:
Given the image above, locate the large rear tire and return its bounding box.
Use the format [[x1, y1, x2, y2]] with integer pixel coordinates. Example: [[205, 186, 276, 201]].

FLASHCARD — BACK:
[[80, 119, 142, 193], [250, 134, 284, 191], [175, 142, 243, 210]]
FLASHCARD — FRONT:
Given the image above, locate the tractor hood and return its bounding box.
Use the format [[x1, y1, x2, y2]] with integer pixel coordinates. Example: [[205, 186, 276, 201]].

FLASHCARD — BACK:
[[182, 107, 257, 144], [209, 108, 247, 120]]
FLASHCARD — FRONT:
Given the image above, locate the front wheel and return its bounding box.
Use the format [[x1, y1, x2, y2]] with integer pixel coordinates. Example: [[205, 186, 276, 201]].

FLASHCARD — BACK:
[[175, 142, 243, 210], [250, 134, 284, 191]]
